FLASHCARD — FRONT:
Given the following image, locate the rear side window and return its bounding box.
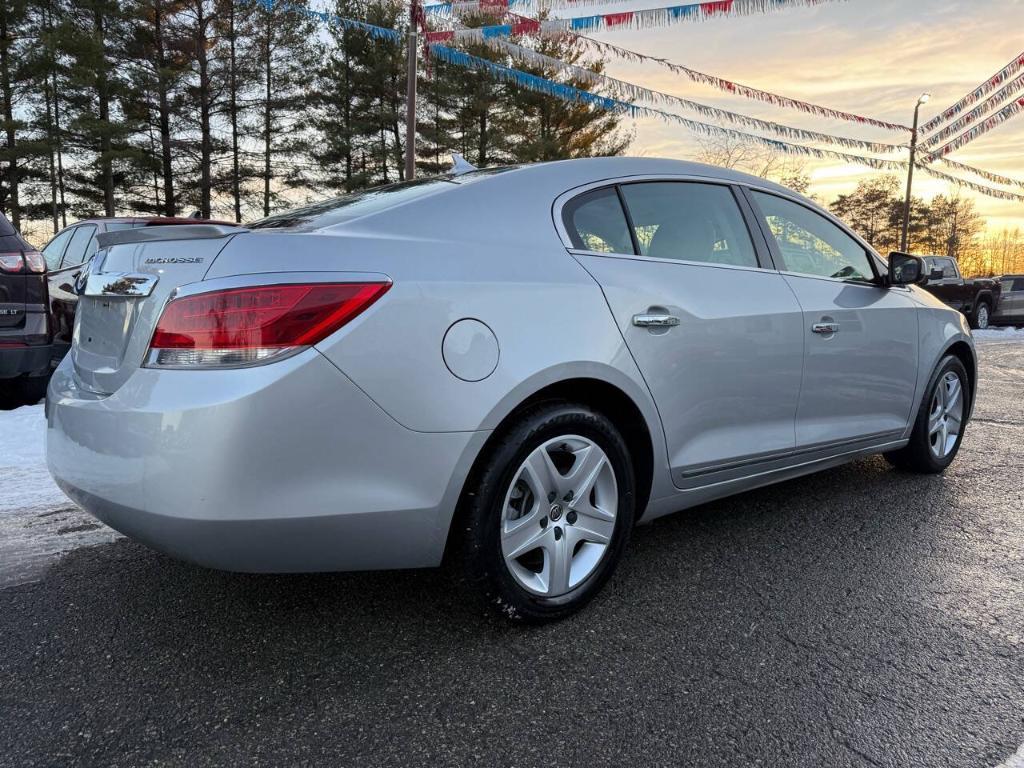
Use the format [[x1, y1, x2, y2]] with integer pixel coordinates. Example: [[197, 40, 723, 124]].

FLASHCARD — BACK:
[[42, 228, 74, 271], [562, 187, 634, 255], [751, 191, 874, 282], [619, 182, 757, 267], [61, 224, 97, 268]]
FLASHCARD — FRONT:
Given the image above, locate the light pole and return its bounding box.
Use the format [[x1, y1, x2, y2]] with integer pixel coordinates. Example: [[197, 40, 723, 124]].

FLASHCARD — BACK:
[[901, 92, 930, 253]]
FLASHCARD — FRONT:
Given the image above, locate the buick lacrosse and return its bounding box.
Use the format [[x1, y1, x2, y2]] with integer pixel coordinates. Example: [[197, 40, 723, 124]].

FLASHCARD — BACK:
[[47, 158, 975, 621]]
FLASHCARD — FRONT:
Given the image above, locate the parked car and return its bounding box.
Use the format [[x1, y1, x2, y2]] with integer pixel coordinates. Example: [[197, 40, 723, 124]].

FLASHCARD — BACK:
[[919, 255, 1001, 329], [992, 274, 1024, 327], [43, 216, 233, 366], [0, 211, 50, 406], [46, 158, 976, 622]]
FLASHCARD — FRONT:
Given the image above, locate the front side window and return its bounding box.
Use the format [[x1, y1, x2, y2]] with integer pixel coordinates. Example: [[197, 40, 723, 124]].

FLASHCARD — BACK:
[[939, 259, 958, 279], [752, 191, 875, 282], [42, 228, 75, 271], [562, 187, 634, 255], [619, 182, 758, 268]]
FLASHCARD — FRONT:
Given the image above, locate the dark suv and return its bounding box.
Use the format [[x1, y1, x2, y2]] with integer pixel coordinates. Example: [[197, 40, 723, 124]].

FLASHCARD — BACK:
[[43, 217, 232, 364], [0, 212, 50, 406]]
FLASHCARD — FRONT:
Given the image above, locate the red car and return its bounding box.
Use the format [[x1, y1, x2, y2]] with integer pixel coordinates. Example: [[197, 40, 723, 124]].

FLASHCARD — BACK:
[[43, 217, 233, 366]]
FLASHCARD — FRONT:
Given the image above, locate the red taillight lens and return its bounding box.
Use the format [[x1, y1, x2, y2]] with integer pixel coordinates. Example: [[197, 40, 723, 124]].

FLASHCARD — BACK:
[[0, 253, 24, 273], [147, 282, 389, 368], [23, 251, 45, 273]]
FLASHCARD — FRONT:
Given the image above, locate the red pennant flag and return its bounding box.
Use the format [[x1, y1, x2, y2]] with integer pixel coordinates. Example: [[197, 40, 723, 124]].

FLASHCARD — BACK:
[[426, 30, 455, 42], [604, 11, 634, 27], [701, 0, 735, 16], [511, 18, 541, 35]]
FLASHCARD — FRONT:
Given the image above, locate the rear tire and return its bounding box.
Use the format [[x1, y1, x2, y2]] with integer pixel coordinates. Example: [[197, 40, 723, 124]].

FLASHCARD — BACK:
[[458, 401, 635, 623], [885, 355, 969, 474], [969, 301, 990, 330]]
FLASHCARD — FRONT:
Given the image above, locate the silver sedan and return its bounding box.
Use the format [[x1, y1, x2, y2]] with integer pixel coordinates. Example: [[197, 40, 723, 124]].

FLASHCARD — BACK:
[[46, 158, 975, 622]]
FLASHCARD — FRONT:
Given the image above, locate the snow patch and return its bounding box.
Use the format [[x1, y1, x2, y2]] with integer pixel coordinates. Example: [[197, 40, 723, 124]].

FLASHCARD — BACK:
[[0, 403, 120, 587], [0, 403, 67, 514], [973, 327, 1024, 342]]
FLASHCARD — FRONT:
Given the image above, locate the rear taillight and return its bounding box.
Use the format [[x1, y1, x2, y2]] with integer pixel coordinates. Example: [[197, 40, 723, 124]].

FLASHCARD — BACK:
[[146, 281, 390, 368], [0, 253, 24, 273], [24, 251, 45, 273], [0, 251, 43, 273]]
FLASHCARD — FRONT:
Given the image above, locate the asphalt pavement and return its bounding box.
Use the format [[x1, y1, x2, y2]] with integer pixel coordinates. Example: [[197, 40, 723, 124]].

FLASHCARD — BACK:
[[1, 338, 1022, 767]]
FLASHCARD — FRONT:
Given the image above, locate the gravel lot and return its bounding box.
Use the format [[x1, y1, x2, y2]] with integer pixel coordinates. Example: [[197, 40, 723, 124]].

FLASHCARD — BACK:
[[1, 332, 1022, 767]]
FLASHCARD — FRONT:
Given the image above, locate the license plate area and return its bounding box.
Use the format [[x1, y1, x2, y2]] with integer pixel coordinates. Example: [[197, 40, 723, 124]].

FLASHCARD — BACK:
[[73, 296, 140, 373]]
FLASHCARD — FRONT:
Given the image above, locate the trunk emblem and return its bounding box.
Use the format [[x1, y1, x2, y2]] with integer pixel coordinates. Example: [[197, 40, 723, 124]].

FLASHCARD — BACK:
[[144, 257, 204, 265]]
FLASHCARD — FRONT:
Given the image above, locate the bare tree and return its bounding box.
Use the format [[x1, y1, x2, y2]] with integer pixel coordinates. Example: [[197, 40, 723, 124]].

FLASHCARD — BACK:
[[694, 132, 809, 192]]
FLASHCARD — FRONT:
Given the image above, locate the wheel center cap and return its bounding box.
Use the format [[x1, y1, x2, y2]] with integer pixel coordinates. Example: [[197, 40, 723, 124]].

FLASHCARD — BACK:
[[549, 503, 563, 522]]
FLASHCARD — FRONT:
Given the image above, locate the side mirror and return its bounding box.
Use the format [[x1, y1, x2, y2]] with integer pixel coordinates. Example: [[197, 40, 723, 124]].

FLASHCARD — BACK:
[[929, 268, 944, 282], [888, 251, 926, 286]]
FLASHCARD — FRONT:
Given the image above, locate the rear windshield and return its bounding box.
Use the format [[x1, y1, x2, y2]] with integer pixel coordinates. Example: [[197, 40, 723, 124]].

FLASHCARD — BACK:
[[246, 167, 517, 231]]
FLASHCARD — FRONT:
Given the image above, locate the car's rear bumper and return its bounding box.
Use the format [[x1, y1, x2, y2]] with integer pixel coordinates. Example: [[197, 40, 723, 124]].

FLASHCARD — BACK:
[[0, 344, 53, 378], [46, 350, 487, 572]]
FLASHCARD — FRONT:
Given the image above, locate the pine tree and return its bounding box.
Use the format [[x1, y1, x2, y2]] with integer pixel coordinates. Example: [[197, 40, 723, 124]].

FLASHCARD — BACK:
[[24, 0, 70, 232], [212, 0, 259, 221], [313, 0, 371, 192], [0, 0, 35, 227], [124, 0, 189, 216], [176, 0, 220, 217], [248, 0, 319, 216], [58, 0, 141, 217], [504, 35, 630, 163]]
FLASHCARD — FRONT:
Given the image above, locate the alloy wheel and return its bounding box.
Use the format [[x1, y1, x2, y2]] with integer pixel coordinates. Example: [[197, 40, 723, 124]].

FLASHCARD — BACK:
[[928, 371, 964, 459], [977, 304, 990, 329], [499, 435, 618, 597]]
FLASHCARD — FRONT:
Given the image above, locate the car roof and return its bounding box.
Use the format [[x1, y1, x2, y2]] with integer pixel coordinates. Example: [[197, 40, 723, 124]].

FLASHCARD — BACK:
[[299, 157, 825, 245]]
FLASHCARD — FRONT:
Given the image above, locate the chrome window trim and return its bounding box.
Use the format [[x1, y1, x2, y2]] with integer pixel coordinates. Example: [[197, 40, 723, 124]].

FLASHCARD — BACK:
[[553, 173, 773, 271], [568, 248, 779, 276], [553, 172, 752, 250]]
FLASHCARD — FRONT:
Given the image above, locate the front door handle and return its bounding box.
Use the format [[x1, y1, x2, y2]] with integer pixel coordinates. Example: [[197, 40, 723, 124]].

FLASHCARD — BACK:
[[633, 313, 680, 328], [811, 322, 840, 334]]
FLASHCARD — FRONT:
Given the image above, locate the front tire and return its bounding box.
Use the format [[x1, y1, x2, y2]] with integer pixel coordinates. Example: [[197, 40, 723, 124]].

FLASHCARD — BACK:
[[885, 355, 969, 474], [459, 402, 635, 623]]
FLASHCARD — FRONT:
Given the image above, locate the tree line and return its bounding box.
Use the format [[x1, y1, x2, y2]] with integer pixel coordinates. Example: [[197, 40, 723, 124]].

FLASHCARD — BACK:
[[0, 0, 629, 241], [825, 175, 1022, 276]]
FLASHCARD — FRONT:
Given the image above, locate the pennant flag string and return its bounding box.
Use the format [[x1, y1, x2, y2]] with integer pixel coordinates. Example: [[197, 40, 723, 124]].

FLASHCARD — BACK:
[[471, 37, 904, 152], [429, 43, 908, 171], [424, 0, 840, 18], [254, 0, 1024, 202], [430, 42, 1024, 201], [431, 12, 910, 132], [938, 158, 1024, 190], [917, 162, 1024, 202], [427, 0, 842, 35], [920, 49, 1024, 135], [922, 98, 1024, 160], [919, 71, 1024, 148]]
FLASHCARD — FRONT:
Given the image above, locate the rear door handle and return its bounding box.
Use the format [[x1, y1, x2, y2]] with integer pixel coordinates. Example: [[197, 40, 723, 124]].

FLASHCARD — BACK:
[[811, 322, 839, 334], [633, 314, 680, 328]]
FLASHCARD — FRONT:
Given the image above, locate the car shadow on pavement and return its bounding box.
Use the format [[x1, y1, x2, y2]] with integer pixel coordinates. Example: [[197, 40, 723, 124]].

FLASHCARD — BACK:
[[3, 453, 1023, 767]]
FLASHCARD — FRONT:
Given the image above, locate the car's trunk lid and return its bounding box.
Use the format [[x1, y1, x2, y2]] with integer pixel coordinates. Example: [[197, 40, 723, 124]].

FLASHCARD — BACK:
[[73, 225, 242, 395]]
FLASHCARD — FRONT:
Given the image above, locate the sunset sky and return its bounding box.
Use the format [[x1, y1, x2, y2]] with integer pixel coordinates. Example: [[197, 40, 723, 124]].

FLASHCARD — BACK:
[[581, 0, 1024, 232]]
